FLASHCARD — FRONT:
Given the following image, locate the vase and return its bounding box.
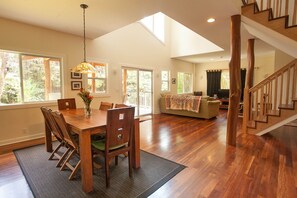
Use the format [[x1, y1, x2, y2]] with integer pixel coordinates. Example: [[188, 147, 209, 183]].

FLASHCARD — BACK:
[[84, 103, 92, 117]]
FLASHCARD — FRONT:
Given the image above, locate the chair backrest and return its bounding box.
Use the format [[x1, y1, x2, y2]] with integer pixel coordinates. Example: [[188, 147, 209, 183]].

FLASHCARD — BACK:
[[51, 111, 78, 149], [57, 98, 76, 110], [105, 107, 135, 150], [40, 107, 63, 141], [99, 102, 114, 111], [114, 103, 129, 108]]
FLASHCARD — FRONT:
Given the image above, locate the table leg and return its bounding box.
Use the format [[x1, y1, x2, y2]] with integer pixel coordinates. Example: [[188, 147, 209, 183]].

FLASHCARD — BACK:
[[132, 118, 140, 168], [45, 123, 52, 152], [79, 130, 93, 193]]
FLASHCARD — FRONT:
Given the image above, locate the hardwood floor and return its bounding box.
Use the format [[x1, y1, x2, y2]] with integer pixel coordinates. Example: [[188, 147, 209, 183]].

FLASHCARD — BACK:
[[1, 110, 297, 197]]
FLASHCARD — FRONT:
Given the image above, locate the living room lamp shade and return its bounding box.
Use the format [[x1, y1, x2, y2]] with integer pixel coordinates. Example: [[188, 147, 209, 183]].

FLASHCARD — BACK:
[[71, 4, 96, 74]]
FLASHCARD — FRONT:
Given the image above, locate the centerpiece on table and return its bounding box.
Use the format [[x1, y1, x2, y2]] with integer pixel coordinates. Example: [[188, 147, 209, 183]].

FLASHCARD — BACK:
[[78, 88, 93, 116]]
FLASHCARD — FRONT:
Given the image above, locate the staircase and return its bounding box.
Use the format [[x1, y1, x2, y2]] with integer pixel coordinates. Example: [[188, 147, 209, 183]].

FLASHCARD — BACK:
[[241, 0, 297, 41], [241, 0, 297, 135], [243, 59, 297, 135]]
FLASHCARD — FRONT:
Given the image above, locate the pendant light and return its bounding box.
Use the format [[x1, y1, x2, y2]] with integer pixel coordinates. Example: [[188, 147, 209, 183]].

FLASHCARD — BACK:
[[71, 4, 96, 74]]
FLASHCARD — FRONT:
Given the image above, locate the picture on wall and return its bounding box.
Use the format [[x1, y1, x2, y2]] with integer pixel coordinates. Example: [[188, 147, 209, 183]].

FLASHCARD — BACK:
[[71, 72, 82, 79], [71, 81, 82, 90]]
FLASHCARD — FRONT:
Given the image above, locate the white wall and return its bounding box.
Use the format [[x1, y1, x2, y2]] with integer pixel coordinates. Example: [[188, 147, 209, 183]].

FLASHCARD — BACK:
[[194, 53, 275, 96], [0, 17, 192, 146], [274, 49, 295, 70]]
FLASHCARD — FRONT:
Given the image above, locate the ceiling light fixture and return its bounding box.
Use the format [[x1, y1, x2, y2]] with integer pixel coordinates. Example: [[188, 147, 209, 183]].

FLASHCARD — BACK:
[[207, 18, 215, 23], [71, 4, 96, 74]]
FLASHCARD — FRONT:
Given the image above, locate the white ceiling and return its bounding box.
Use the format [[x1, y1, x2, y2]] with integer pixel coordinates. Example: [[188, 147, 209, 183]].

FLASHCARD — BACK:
[[0, 0, 275, 63]]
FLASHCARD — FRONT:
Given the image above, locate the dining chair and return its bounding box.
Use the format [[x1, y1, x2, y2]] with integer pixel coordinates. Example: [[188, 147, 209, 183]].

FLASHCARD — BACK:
[[91, 106, 135, 187], [51, 111, 81, 180], [57, 98, 76, 110], [99, 101, 114, 111], [114, 103, 129, 108], [40, 107, 71, 167]]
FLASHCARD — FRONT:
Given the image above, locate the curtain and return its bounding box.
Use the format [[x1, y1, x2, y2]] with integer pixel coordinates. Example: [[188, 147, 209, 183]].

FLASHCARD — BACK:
[[207, 70, 221, 97], [240, 69, 246, 101]]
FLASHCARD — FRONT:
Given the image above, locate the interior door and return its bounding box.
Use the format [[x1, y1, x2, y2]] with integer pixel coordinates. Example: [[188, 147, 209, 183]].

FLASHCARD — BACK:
[[122, 67, 152, 116]]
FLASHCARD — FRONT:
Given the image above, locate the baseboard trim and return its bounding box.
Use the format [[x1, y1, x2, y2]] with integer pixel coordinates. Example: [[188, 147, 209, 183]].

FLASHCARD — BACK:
[[0, 137, 45, 155]]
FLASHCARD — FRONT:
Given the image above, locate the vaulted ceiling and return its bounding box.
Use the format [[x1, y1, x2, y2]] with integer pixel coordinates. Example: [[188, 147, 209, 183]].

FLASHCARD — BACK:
[[0, 0, 275, 63]]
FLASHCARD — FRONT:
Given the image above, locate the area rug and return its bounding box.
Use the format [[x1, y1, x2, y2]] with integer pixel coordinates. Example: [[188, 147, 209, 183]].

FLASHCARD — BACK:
[[14, 144, 185, 198]]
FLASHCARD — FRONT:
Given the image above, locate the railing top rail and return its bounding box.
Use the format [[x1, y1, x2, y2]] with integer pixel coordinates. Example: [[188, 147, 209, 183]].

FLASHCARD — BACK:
[[249, 59, 297, 92]]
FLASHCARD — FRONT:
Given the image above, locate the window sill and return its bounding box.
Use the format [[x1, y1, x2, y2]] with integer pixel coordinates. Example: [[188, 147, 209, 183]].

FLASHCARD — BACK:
[[0, 101, 57, 111]]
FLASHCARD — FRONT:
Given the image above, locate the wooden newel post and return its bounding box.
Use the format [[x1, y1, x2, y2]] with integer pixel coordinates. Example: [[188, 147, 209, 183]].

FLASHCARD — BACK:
[[242, 39, 255, 133], [227, 15, 241, 146]]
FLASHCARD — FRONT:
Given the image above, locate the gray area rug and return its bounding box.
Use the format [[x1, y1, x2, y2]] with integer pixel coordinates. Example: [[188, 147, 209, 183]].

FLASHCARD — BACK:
[[14, 144, 185, 198]]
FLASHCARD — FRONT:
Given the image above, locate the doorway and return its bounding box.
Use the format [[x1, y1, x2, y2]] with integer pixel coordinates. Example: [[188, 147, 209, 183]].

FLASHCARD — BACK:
[[122, 67, 153, 116]]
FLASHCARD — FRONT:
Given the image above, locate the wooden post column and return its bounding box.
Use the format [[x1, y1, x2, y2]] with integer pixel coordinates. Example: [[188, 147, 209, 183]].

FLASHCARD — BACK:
[[242, 39, 255, 133], [227, 15, 241, 146]]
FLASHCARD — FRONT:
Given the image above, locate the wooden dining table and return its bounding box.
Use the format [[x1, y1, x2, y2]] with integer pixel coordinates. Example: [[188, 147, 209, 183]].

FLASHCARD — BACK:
[[44, 108, 140, 193]]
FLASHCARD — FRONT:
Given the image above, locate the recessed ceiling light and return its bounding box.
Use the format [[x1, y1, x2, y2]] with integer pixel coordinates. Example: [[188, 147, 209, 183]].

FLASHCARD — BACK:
[[207, 18, 215, 23]]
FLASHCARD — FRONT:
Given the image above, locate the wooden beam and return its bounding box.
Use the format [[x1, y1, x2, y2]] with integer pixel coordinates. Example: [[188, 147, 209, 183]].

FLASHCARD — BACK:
[[242, 39, 255, 134], [227, 15, 241, 146]]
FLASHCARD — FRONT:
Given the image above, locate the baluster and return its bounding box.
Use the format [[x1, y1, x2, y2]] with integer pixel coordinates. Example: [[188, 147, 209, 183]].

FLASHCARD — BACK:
[[285, 0, 289, 15], [274, 76, 278, 112], [293, 63, 297, 99], [260, 0, 264, 10], [276, 0, 280, 17], [280, 71, 284, 106], [286, 67, 290, 105], [266, 0, 271, 9], [293, 0, 297, 25], [255, 90, 259, 119]]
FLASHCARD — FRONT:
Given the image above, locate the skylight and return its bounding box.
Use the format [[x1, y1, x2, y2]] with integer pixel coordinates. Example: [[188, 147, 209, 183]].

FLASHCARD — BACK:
[[140, 12, 165, 43]]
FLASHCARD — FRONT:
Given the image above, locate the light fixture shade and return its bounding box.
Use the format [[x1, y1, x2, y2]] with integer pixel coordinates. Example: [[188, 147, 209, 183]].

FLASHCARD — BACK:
[[71, 4, 95, 74], [71, 62, 96, 74]]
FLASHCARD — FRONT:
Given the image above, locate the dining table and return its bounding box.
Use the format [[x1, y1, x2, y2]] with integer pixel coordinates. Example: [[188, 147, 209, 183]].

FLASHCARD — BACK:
[[44, 108, 140, 193]]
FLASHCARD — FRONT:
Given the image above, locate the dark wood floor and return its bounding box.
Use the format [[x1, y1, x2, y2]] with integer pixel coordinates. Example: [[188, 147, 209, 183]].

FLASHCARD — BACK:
[[1, 110, 297, 197]]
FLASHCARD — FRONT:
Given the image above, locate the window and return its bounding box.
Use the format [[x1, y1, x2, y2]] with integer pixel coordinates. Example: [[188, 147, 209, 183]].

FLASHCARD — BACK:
[[140, 12, 165, 42], [177, 72, 193, 94], [0, 50, 62, 105], [161, 71, 170, 91], [221, 70, 230, 89], [87, 62, 107, 94]]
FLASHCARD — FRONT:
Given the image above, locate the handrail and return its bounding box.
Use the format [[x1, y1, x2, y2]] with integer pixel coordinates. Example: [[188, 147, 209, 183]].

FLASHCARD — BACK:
[[242, 0, 297, 26], [250, 59, 297, 92], [244, 59, 297, 132]]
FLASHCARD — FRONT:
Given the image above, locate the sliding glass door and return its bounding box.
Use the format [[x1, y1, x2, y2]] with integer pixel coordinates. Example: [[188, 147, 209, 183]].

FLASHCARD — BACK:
[[122, 67, 153, 116]]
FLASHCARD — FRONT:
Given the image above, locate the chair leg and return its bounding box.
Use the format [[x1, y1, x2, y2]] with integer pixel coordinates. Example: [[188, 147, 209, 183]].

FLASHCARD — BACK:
[[56, 147, 71, 167], [105, 157, 110, 187], [48, 142, 63, 160], [128, 151, 132, 177], [69, 160, 81, 180], [115, 156, 118, 166], [60, 150, 75, 171]]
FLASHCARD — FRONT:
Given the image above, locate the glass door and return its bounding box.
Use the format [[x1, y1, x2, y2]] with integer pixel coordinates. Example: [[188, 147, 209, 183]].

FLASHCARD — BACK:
[[122, 67, 152, 116]]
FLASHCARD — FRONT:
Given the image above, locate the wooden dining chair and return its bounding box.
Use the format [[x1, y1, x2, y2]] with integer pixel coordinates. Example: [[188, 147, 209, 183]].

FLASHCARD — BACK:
[[114, 103, 129, 108], [91, 106, 135, 187], [51, 111, 81, 180], [99, 101, 114, 110], [40, 107, 71, 167], [57, 98, 76, 110]]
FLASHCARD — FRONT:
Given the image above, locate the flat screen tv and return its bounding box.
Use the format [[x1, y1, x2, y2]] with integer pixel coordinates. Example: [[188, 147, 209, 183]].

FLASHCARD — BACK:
[[217, 89, 229, 99]]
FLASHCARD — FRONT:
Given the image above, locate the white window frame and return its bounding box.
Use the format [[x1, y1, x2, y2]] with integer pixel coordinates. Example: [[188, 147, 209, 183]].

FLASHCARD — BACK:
[[161, 70, 170, 92], [177, 72, 193, 94], [0, 49, 62, 106], [87, 62, 108, 95]]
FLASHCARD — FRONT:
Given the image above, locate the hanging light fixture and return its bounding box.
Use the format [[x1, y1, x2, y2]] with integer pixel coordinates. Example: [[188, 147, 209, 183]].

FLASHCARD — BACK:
[[71, 4, 96, 74]]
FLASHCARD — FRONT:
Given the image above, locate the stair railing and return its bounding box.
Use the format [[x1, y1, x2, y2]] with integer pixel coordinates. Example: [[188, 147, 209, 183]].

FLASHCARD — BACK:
[[242, 0, 297, 26], [243, 59, 297, 132]]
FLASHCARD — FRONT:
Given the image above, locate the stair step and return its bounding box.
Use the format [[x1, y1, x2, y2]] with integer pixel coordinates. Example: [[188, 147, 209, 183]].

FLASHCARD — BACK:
[[279, 104, 294, 110], [266, 110, 280, 116], [247, 120, 256, 129], [254, 115, 268, 123]]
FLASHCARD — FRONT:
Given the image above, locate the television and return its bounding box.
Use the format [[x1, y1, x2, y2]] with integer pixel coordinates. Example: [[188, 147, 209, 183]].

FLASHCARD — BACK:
[[217, 89, 229, 99]]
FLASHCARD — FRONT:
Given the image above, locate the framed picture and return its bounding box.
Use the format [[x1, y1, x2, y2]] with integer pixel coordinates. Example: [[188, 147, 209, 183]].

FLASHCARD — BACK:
[[71, 72, 82, 79], [71, 81, 82, 90], [171, 78, 176, 84]]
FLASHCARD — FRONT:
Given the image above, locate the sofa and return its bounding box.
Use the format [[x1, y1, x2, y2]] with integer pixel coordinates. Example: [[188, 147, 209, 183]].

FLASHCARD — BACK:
[[159, 95, 220, 119]]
